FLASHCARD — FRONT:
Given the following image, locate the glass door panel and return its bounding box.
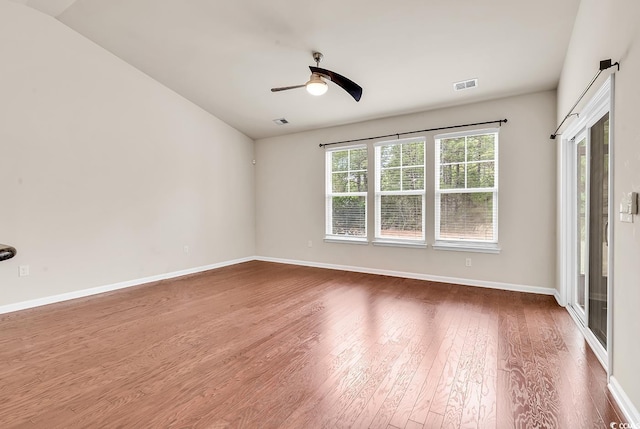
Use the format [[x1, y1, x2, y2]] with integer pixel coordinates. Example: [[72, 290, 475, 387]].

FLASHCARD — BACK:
[[588, 113, 609, 347], [576, 136, 587, 315]]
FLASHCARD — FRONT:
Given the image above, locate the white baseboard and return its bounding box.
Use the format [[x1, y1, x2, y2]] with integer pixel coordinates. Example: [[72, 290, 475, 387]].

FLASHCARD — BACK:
[[554, 289, 566, 307], [609, 376, 640, 426], [255, 256, 557, 297], [0, 256, 254, 315], [0, 255, 558, 316]]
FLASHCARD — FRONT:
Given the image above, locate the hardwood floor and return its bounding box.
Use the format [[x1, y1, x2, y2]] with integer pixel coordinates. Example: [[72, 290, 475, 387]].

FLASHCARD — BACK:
[[0, 261, 625, 428]]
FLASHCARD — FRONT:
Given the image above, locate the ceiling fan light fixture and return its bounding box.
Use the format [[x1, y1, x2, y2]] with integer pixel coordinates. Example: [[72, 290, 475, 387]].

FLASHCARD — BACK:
[[305, 74, 328, 96], [271, 52, 361, 101]]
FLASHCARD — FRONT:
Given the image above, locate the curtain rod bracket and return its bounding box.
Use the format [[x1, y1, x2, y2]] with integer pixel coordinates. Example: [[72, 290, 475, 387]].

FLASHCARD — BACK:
[[599, 59, 621, 72]]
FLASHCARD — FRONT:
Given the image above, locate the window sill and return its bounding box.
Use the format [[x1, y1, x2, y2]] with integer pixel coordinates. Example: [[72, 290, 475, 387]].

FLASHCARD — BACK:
[[432, 241, 501, 254], [372, 240, 427, 249], [324, 237, 369, 245]]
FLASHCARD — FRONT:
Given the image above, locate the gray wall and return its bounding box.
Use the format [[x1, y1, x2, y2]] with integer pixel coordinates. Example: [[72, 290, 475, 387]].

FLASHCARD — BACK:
[[557, 0, 640, 418], [256, 91, 557, 291], [0, 2, 256, 307]]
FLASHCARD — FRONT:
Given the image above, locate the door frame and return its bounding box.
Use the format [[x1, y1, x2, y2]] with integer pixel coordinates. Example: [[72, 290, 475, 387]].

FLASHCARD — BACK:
[[559, 76, 614, 374]]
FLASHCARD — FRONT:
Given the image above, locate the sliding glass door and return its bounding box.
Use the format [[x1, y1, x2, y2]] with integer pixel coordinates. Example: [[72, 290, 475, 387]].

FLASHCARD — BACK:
[[564, 78, 612, 363]]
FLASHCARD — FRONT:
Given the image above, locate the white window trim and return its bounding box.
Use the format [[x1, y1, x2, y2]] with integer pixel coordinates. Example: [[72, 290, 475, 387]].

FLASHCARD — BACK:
[[324, 237, 369, 245], [372, 240, 428, 249], [432, 241, 500, 254], [373, 137, 427, 246], [434, 128, 499, 251], [325, 144, 368, 242]]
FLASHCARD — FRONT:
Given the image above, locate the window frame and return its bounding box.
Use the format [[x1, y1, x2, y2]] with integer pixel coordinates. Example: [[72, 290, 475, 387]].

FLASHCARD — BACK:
[[324, 144, 369, 243], [433, 128, 500, 253], [373, 137, 427, 246]]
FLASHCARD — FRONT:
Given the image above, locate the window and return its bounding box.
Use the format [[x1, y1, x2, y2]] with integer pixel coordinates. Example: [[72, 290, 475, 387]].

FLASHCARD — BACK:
[[325, 146, 368, 241], [435, 129, 498, 250], [374, 138, 426, 244]]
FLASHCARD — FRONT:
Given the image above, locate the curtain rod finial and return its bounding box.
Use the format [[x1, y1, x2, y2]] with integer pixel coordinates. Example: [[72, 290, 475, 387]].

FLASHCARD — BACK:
[[550, 134, 557, 140]]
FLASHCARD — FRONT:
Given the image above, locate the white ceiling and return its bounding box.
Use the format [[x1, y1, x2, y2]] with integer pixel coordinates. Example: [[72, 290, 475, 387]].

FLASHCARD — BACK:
[[23, 0, 580, 139]]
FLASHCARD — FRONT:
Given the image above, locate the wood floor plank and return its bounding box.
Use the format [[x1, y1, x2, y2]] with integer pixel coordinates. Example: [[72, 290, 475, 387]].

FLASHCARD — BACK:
[[496, 369, 514, 428], [387, 300, 458, 428], [427, 307, 472, 417], [477, 311, 498, 429], [405, 418, 425, 429], [406, 299, 465, 424], [441, 312, 481, 428], [424, 412, 444, 428], [497, 307, 531, 428], [515, 307, 551, 427], [524, 303, 563, 428], [459, 312, 490, 429], [0, 261, 624, 428]]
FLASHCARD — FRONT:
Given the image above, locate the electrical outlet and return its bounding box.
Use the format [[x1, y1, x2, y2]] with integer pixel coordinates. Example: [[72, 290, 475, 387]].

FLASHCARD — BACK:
[[19, 265, 30, 277], [183, 245, 190, 254], [307, 240, 313, 248], [465, 258, 472, 267]]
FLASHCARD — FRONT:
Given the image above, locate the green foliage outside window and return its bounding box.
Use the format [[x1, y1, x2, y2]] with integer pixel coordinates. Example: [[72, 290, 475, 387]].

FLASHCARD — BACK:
[[437, 132, 497, 241], [377, 140, 425, 239]]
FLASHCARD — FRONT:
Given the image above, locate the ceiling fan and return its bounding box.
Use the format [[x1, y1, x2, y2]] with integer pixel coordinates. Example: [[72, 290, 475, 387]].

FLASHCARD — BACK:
[[271, 52, 363, 102]]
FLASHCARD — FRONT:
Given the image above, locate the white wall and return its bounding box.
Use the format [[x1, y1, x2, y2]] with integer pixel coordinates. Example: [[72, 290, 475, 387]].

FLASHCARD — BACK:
[[255, 91, 557, 291], [557, 0, 640, 420], [0, 1, 255, 307]]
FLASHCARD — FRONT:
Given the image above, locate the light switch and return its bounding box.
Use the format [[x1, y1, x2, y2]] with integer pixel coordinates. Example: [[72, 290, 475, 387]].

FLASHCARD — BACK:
[[620, 213, 633, 223], [630, 192, 638, 214], [620, 192, 638, 223]]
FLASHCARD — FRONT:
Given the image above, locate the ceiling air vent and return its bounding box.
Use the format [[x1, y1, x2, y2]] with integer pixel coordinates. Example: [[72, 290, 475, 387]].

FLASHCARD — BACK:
[[272, 118, 289, 125], [453, 78, 478, 92]]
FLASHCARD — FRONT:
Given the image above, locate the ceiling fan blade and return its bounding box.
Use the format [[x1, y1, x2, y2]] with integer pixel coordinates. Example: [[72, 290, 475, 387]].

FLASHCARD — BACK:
[[309, 66, 362, 102], [271, 84, 306, 92]]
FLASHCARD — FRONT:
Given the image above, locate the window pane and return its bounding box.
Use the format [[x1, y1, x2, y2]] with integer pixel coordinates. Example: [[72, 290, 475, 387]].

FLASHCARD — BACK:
[[380, 145, 401, 168], [439, 192, 494, 241], [332, 150, 349, 172], [332, 196, 366, 236], [402, 142, 424, 166], [332, 172, 348, 193], [466, 162, 495, 188], [440, 137, 465, 163], [467, 134, 495, 161], [440, 164, 465, 189], [380, 195, 423, 239], [402, 167, 424, 190], [348, 171, 368, 192], [380, 168, 401, 191], [350, 148, 368, 170]]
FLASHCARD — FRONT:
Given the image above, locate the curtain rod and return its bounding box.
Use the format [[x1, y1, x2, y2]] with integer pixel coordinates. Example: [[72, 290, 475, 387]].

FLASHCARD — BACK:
[[319, 118, 508, 148], [550, 59, 620, 140]]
